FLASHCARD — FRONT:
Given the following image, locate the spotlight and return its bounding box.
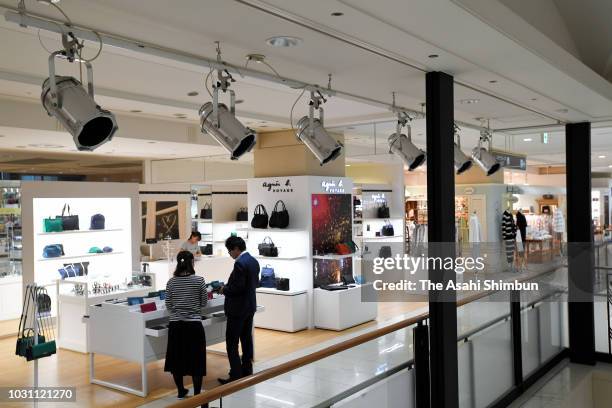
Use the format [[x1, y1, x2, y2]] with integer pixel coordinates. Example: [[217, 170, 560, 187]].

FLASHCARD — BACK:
[[199, 68, 256, 160], [41, 50, 117, 151], [295, 91, 343, 165], [471, 130, 501, 176], [453, 125, 472, 175], [388, 113, 425, 171]]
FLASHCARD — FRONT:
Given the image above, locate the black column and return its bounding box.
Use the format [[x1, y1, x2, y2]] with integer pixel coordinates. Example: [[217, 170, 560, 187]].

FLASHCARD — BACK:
[[565, 122, 596, 365], [426, 71, 459, 408]]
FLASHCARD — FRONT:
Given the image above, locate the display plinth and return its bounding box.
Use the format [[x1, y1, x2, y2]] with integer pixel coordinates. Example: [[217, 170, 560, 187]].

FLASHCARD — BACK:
[[255, 288, 308, 332], [314, 283, 377, 330]]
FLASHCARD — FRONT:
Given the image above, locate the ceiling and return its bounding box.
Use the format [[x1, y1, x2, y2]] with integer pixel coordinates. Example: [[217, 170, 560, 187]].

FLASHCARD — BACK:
[[0, 0, 611, 173]]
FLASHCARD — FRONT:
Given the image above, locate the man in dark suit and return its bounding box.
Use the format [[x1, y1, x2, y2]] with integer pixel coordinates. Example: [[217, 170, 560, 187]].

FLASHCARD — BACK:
[[218, 236, 260, 384]]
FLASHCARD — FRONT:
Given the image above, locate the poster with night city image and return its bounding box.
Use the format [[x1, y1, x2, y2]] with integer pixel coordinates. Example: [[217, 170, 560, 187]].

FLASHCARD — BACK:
[[311, 194, 353, 287]]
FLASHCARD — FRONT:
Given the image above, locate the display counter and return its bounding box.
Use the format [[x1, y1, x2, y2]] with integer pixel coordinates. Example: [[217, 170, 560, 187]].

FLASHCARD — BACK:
[[145, 256, 234, 290], [314, 283, 377, 330], [0, 275, 22, 320], [255, 287, 308, 332]]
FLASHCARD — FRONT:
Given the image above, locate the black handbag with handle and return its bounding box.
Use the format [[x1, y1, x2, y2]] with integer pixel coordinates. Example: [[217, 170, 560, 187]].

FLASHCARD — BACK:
[[258, 236, 278, 257], [251, 204, 269, 229], [377, 201, 390, 219], [269, 200, 289, 229], [59, 204, 79, 231], [200, 203, 212, 219], [276, 277, 290, 291], [379, 245, 392, 258], [236, 207, 248, 221], [381, 220, 395, 236]]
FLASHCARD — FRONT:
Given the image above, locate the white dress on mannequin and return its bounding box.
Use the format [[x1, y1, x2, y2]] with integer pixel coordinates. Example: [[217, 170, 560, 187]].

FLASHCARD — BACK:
[[468, 214, 482, 243]]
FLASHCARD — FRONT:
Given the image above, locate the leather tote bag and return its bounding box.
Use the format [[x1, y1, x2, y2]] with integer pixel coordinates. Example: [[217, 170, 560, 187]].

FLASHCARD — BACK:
[[276, 277, 290, 291], [43, 217, 63, 233], [59, 204, 79, 231], [377, 201, 390, 219], [90, 214, 105, 230], [381, 220, 395, 236], [259, 265, 276, 288], [258, 236, 278, 257], [251, 204, 269, 229], [200, 203, 212, 219], [379, 245, 392, 259], [236, 207, 248, 221], [269, 200, 289, 229]]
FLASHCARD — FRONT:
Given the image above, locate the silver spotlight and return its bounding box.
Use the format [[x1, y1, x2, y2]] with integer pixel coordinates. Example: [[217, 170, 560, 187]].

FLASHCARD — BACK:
[[295, 91, 343, 165], [471, 130, 501, 176], [199, 69, 256, 160], [388, 113, 425, 171], [41, 52, 117, 151], [453, 125, 472, 174]]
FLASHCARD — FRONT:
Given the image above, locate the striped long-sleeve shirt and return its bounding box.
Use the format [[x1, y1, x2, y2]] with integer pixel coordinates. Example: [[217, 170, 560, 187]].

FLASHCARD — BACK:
[[502, 210, 517, 240], [165, 274, 208, 321]]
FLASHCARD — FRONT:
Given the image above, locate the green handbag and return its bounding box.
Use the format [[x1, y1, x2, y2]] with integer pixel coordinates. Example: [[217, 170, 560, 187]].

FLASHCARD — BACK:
[[15, 329, 45, 357], [26, 340, 56, 361], [43, 217, 63, 233]]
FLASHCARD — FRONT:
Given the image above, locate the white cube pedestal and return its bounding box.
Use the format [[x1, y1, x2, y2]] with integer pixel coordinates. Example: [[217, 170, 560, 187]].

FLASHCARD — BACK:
[[314, 283, 377, 331], [254, 288, 308, 332]]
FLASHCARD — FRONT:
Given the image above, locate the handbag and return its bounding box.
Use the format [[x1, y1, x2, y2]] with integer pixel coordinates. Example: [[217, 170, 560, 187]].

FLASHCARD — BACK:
[[251, 204, 269, 229], [258, 236, 278, 257], [127, 297, 144, 306], [377, 201, 390, 219], [342, 274, 356, 285], [59, 204, 79, 231], [201, 244, 213, 255], [90, 213, 105, 230], [259, 265, 276, 288], [200, 203, 212, 219], [335, 243, 351, 255], [381, 221, 395, 237], [379, 245, 392, 258], [347, 240, 359, 254], [269, 200, 289, 229], [37, 293, 51, 314], [43, 244, 64, 258], [276, 277, 290, 291], [140, 302, 157, 313], [43, 217, 63, 233], [236, 207, 248, 222], [64, 262, 89, 276]]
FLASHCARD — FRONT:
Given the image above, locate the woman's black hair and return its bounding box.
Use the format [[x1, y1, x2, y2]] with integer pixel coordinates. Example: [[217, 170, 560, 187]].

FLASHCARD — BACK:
[[189, 231, 202, 240], [174, 250, 196, 277], [225, 236, 246, 252]]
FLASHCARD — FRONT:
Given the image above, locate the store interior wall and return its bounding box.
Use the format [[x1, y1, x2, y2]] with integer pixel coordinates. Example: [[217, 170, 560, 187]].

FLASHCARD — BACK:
[[147, 158, 253, 184]]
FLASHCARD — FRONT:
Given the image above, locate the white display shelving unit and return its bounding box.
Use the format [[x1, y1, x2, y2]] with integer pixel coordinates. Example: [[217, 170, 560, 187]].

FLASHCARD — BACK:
[[21, 181, 142, 352]]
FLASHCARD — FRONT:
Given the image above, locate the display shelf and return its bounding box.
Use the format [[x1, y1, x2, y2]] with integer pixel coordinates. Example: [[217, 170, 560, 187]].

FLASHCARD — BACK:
[[237, 227, 306, 233], [254, 255, 307, 261], [37, 251, 124, 262], [37, 228, 123, 236], [363, 235, 403, 241], [193, 218, 213, 223], [312, 254, 355, 260], [256, 287, 307, 296], [215, 221, 249, 225]]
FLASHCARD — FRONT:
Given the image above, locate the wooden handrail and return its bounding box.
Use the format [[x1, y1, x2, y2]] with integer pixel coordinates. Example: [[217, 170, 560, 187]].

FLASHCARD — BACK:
[[169, 263, 562, 407], [168, 310, 429, 407]]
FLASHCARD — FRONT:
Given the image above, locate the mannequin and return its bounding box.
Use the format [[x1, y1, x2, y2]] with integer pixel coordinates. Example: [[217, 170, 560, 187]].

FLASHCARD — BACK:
[[468, 212, 482, 262], [502, 206, 517, 268], [552, 207, 565, 255], [515, 209, 527, 269]]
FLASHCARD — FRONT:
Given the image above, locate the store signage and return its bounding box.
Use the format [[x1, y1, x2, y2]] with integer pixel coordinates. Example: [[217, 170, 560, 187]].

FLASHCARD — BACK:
[[491, 149, 527, 171], [372, 193, 386, 203], [262, 179, 293, 193], [321, 179, 345, 193], [541, 132, 549, 144]]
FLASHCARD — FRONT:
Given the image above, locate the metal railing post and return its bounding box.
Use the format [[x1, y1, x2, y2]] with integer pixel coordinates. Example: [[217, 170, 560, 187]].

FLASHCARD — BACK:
[[414, 321, 430, 408]]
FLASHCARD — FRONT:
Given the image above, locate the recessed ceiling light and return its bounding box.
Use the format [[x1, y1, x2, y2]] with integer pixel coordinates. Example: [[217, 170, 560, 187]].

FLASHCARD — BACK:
[[598, 155, 606, 159], [235, 99, 244, 104], [428, 54, 439, 59], [345, 164, 351, 167], [266, 36, 303, 48], [608, 165, 612, 168], [555, 108, 569, 113], [523, 138, 533, 142], [459, 98, 479, 104], [531, 98, 537, 101], [16, 146, 26, 149], [148, 141, 157, 144], [130, 109, 142, 113], [331, 11, 344, 16], [187, 91, 199, 97], [489, 80, 498, 83], [173, 113, 186, 117]]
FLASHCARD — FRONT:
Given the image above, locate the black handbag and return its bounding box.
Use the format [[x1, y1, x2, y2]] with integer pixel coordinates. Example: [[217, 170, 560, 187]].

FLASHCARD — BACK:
[[276, 277, 290, 291], [381, 220, 395, 236], [251, 204, 269, 229], [377, 201, 390, 218], [269, 200, 289, 229], [236, 207, 248, 221], [59, 204, 79, 231], [201, 244, 213, 255], [200, 203, 212, 219], [90, 214, 105, 230], [342, 274, 356, 285], [258, 236, 278, 257], [379, 245, 392, 258]]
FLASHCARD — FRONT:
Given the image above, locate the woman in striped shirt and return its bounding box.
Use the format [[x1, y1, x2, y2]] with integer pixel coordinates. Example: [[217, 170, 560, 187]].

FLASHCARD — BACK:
[[164, 250, 208, 400]]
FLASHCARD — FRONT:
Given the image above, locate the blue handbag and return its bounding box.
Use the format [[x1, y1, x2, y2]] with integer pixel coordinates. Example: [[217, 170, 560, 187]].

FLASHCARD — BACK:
[[259, 265, 276, 288], [43, 244, 64, 258], [90, 214, 105, 230], [127, 297, 144, 306]]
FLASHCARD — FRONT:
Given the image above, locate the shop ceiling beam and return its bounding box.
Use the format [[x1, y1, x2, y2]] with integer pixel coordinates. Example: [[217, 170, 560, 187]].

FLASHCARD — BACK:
[[425, 71, 459, 408], [565, 121, 596, 366]]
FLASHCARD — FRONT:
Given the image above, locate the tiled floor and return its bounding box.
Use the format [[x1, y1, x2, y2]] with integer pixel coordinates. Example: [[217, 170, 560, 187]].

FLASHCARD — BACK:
[[509, 360, 612, 408]]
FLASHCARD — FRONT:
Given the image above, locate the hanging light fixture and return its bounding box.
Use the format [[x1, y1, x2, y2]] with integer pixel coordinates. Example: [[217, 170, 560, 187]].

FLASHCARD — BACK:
[[295, 91, 343, 165], [453, 124, 473, 175], [388, 112, 426, 171], [41, 34, 117, 151], [471, 129, 501, 176], [199, 44, 256, 160]]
